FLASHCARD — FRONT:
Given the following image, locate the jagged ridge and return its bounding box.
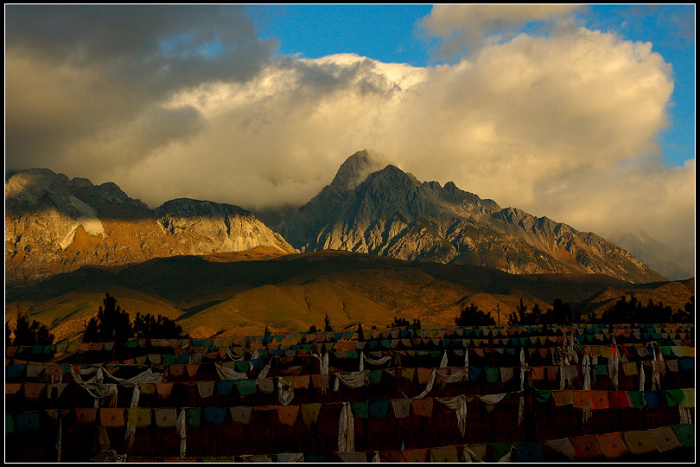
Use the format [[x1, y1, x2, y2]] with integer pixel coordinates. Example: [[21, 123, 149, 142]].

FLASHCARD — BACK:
[[5, 169, 296, 288], [280, 151, 666, 284]]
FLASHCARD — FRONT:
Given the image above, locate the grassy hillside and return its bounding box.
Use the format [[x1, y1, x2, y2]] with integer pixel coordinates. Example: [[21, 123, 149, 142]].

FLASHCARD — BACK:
[[5, 250, 694, 341]]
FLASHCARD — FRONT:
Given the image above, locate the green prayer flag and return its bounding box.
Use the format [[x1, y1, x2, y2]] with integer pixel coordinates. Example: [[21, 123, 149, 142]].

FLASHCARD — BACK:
[[664, 389, 685, 406], [185, 408, 201, 427], [626, 391, 646, 408], [369, 370, 383, 384], [351, 401, 369, 419]]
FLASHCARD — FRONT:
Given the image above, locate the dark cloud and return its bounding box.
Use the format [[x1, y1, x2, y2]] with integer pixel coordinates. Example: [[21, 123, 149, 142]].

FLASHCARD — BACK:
[[5, 5, 277, 173]]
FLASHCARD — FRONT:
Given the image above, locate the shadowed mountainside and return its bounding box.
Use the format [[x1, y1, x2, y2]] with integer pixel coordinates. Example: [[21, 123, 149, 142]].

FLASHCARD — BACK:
[[6, 249, 693, 342]]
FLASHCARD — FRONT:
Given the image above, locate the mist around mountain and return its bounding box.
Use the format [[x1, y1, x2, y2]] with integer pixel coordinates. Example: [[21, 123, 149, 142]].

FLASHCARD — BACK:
[[607, 230, 694, 281]]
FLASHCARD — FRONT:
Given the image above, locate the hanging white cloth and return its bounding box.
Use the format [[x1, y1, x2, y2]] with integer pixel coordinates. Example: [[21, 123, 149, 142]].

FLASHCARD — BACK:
[[360, 352, 392, 370], [338, 402, 355, 453], [440, 351, 449, 368], [79, 383, 118, 409], [176, 409, 187, 458], [256, 363, 271, 382], [335, 370, 370, 391], [651, 345, 664, 391], [102, 367, 163, 385], [679, 405, 693, 425], [436, 394, 468, 438], [312, 353, 330, 375], [278, 376, 294, 406], [215, 363, 248, 381], [226, 349, 245, 361], [478, 393, 507, 405], [609, 337, 619, 391], [71, 365, 103, 385], [518, 348, 528, 427], [124, 384, 141, 450], [413, 368, 436, 399], [497, 445, 513, 462], [581, 354, 592, 424], [639, 361, 646, 392], [436, 367, 467, 384]]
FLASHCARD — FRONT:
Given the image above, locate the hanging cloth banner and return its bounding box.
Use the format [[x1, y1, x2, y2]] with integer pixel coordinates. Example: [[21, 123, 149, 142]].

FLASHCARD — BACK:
[[552, 390, 573, 406], [391, 399, 411, 419], [154, 408, 178, 428], [338, 402, 355, 453], [623, 430, 657, 455], [124, 384, 141, 450], [334, 370, 370, 391], [215, 363, 248, 381], [277, 405, 299, 426], [436, 394, 468, 438], [436, 367, 467, 385], [229, 406, 253, 425], [595, 432, 629, 459], [74, 407, 98, 425], [412, 398, 434, 417], [478, 393, 508, 405], [462, 444, 486, 462], [368, 400, 391, 419], [278, 377, 295, 406], [301, 403, 322, 426], [570, 435, 604, 460], [197, 381, 216, 399], [544, 438, 576, 461], [648, 426, 682, 453], [176, 409, 186, 458]]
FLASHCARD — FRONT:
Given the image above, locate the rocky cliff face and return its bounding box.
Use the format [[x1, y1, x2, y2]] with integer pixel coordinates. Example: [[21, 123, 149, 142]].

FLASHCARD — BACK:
[[280, 151, 666, 284], [5, 169, 296, 288]]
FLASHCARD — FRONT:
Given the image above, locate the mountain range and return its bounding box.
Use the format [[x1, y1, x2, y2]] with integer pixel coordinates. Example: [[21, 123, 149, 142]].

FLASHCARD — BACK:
[[5, 168, 296, 289], [278, 150, 666, 283], [5, 150, 692, 340]]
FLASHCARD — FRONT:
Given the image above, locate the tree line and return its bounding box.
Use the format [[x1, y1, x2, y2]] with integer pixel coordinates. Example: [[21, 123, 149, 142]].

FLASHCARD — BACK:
[[6, 293, 187, 347], [7, 292, 693, 347], [453, 295, 694, 327], [83, 293, 187, 342]]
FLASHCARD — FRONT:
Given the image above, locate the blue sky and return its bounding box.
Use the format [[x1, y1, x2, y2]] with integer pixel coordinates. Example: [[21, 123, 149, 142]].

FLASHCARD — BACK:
[[253, 4, 695, 168]]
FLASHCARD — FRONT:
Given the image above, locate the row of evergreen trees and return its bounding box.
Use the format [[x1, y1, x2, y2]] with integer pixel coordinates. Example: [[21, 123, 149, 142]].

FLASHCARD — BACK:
[[6, 309, 54, 346], [598, 294, 693, 324], [454, 295, 694, 327], [5, 293, 187, 347], [83, 293, 187, 342]]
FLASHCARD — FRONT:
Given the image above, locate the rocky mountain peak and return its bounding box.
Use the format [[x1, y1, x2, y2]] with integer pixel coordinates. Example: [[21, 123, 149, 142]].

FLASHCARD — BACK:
[[330, 149, 390, 192], [5, 171, 297, 288], [279, 151, 666, 283], [6, 168, 70, 205]]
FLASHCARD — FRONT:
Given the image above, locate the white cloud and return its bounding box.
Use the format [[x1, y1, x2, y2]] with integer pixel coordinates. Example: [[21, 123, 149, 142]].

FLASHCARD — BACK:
[[420, 4, 583, 58]]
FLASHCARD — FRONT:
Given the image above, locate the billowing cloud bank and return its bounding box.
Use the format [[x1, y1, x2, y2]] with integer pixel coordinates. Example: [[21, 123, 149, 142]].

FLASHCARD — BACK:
[[5, 5, 694, 260]]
